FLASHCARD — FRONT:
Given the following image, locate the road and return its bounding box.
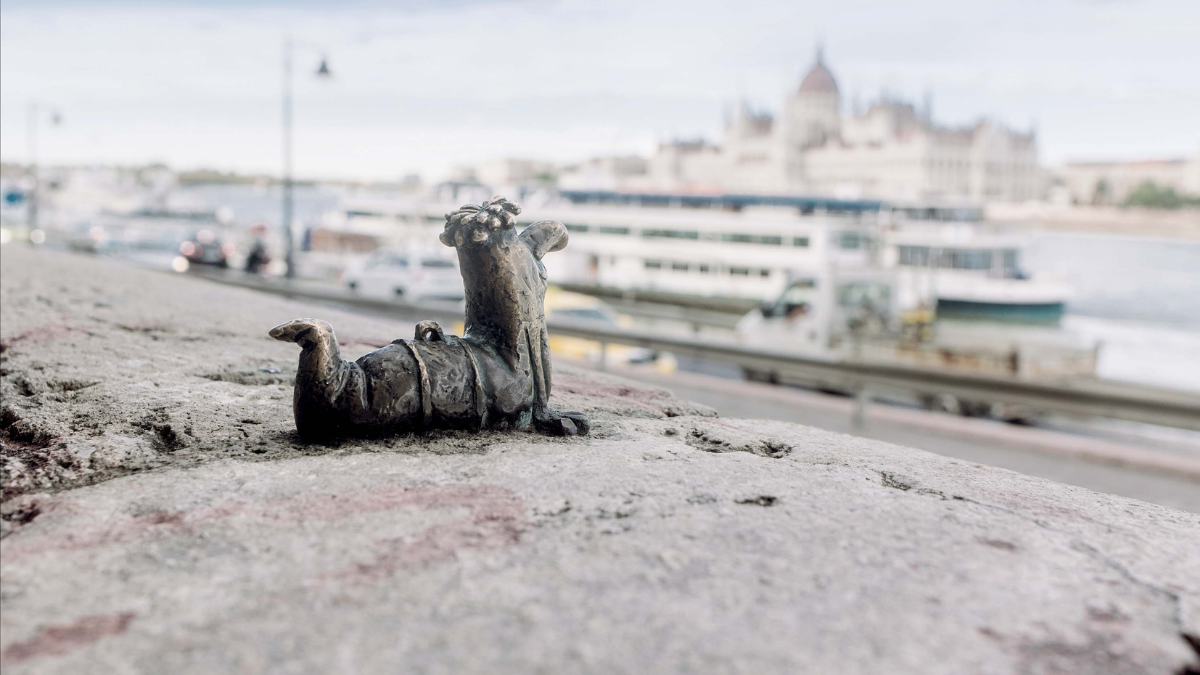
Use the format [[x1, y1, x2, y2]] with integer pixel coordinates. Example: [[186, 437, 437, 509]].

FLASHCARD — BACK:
[[611, 365, 1200, 513]]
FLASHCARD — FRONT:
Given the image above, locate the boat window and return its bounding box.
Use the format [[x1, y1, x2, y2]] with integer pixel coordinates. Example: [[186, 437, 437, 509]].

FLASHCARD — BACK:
[[720, 233, 782, 245], [759, 269, 771, 278], [563, 223, 589, 233], [837, 281, 890, 309], [730, 267, 750, 276], [644, 260, 662, 270], [672, 262, 689, 272], [969, 250, 993, 270], [777, 280, 818, 314], [699, 264, 711, 274], [943, 249, 994, 270], [839, 232, 862, 249], [898, 245, 932, 266], [421, 259, 455, 269], [599, 226, 630, 236], [1003, 249, 1019, 271], [642, 229, 699, 239], [793, 236, 810, 248]]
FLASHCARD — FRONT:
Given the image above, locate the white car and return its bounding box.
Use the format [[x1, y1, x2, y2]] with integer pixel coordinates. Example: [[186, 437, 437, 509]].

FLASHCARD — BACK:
[[345, 248, 464, 303]]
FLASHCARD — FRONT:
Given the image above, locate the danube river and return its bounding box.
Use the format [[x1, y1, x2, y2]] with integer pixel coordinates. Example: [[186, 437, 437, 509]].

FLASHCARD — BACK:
[[1027, 232, 1200, 392]]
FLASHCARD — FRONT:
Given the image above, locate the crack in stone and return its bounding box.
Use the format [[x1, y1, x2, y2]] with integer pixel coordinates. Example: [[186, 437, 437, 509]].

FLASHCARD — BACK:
[[682, 422, 792, 459], [1073, 539, 1193, 667], [876, 467, 1197, 671]]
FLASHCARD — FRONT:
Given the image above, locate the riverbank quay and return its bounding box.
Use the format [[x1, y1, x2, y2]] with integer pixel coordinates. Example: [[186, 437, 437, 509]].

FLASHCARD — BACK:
[[2, 246, 1198, 674]]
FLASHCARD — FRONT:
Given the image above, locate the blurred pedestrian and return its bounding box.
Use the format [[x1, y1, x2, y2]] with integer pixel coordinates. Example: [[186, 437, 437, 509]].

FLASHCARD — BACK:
[[244, 222, 271, 274]]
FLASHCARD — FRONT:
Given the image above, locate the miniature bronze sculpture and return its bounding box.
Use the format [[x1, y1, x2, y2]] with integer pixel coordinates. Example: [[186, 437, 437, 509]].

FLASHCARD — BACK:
[[270, 197, 590, 440]]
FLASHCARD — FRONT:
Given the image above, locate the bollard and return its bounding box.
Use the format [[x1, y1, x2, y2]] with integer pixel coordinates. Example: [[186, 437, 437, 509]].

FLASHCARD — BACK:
[[851, 385, 870, 430]]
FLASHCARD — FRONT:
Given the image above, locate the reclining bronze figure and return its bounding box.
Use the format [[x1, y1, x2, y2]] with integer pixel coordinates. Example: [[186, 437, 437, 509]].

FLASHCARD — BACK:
[[270, 197, 590, 440]]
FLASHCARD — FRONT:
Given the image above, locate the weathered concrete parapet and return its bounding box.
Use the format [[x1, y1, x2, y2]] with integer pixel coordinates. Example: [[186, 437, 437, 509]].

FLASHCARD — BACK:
[[2, 247, 1199, 674]]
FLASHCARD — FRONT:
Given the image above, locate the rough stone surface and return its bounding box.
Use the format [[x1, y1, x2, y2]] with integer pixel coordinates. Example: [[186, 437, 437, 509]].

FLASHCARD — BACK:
[[2, 247, 1199, 674]]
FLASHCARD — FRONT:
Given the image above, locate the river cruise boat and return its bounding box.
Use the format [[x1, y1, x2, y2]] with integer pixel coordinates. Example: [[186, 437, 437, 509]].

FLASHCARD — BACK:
[[326, 189, 1070, 323], [884, 223, 1071, 324]]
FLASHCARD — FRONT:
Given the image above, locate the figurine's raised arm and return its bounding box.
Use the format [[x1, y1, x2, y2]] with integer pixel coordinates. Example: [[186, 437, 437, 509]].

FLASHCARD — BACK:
[[519, 220, 569, 260]]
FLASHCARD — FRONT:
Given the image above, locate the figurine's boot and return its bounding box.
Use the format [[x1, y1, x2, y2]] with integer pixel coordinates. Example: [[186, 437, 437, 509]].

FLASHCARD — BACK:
[[523, 324, 590, 437], [269, 318, 370, 440]]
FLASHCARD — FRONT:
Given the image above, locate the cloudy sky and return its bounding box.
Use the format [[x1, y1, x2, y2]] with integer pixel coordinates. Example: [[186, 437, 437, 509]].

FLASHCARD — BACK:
[[1, 0, 1197, 181]]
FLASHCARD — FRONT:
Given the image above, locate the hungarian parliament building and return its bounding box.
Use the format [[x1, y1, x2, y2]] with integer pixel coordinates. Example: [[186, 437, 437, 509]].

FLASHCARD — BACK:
[[561, 50, 1041, 204]]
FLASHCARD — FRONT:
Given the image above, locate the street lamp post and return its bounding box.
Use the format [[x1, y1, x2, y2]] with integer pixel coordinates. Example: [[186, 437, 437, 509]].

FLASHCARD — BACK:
[[27, 103, 39, 231], [281, 37, 331, 279], [26, 103, 61, 231]]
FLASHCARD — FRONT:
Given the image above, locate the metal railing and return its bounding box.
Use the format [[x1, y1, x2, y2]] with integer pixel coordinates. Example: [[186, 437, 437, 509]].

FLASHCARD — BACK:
[[189, 268, 1200, 433]]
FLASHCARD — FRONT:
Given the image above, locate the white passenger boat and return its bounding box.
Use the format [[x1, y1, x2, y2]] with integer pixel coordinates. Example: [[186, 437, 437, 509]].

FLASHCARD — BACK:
[[329, 188, 1071, 324], [885, 224, 1072, 324]]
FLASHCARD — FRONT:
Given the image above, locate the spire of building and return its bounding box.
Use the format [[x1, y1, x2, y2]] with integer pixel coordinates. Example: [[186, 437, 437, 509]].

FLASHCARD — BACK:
[[798, 43, 838, 95]]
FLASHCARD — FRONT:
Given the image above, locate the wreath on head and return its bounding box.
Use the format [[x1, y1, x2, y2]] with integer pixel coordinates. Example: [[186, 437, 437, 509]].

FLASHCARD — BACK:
[[440, 196, 521, 247]]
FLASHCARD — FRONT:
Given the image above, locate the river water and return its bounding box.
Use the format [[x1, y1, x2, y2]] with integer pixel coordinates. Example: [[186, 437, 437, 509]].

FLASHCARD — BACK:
[[177, 185, 1200, 393], [1026, 233, 1200, 392]]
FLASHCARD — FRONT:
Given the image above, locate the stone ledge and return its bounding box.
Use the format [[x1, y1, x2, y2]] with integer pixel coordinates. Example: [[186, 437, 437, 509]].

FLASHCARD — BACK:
[[1, 247, 1198, 674]]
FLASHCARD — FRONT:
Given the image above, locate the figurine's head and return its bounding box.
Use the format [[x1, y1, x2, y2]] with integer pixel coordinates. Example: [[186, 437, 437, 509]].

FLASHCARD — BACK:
[[439, 196, 521, 248]]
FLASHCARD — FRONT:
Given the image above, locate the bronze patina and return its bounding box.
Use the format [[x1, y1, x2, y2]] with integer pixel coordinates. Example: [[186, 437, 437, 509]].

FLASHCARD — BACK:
[[270, 197, 590, 440]]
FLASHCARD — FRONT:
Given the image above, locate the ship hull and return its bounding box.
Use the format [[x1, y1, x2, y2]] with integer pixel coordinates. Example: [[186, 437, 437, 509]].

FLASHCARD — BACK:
[[935, 298, 1066, 324]]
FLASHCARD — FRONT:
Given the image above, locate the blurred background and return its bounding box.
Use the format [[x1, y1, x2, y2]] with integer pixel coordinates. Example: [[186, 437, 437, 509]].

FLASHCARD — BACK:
[[2, 0, 1199, 508]]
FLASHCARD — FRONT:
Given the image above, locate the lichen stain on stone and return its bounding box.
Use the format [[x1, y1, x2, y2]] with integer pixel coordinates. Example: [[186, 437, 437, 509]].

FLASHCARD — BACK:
[[0, 322, 85, 354], [0, 612, 135, 665], [3, 484, 528, 579], [328, 484, 528, 582]]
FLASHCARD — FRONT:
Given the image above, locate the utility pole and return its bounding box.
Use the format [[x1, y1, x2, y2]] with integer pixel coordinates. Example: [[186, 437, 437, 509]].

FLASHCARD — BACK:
[[282, 37, 296, 278], [281, 37, 331, 279], [27, 104, 63, 232], [27, 103, 39, 230]]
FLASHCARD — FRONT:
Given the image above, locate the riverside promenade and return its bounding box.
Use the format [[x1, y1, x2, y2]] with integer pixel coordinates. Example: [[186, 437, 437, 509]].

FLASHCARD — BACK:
[[2, 246, 1198, 674]]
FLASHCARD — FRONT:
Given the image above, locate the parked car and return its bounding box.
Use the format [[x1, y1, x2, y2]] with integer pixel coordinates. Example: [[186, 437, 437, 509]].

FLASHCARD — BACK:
[[180, 229, 234, 268], [345, 248, 464, 303], [66, 223, 111, 254], [544, 289, 669, 369]]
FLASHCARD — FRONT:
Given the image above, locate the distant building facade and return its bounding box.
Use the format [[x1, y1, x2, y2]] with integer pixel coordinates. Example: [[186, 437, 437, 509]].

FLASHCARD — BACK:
[[1058, 155, 1200, 205], [564, 49, 1042, 203]]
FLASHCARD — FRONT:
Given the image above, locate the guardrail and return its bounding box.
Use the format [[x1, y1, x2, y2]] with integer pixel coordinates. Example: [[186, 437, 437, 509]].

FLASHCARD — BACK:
[[188, 268, 1200, 433]]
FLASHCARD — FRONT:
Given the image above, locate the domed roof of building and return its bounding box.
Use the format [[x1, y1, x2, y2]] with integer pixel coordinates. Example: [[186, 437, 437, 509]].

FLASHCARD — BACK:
[[798, 48, 839, 95]]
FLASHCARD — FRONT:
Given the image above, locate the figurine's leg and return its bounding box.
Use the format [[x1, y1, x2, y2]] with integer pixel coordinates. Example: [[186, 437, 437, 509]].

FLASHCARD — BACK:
[[269, 318, 335, 350], [269, 318, 369, 439], [527, 325, 590, 436]]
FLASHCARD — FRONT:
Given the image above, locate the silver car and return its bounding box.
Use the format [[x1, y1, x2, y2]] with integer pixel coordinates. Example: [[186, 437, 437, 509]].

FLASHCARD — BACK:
[[345, 248, 464, 303]]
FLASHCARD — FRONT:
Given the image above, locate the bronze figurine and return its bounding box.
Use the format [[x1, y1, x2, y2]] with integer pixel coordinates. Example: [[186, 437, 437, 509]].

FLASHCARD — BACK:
[[270, 197, 590, 440]]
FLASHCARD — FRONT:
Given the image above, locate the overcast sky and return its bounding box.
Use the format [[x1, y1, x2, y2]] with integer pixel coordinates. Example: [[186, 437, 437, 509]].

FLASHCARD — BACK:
[[2, 0, 1197, 181]]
